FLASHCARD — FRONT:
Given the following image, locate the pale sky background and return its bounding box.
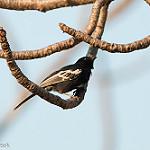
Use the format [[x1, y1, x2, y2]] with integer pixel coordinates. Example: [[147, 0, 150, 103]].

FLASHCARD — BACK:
[[0, 1, 150, 150]]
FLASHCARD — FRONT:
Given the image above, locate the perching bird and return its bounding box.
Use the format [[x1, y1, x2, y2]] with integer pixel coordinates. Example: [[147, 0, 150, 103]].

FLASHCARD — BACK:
[[14, 56, 94, 110]]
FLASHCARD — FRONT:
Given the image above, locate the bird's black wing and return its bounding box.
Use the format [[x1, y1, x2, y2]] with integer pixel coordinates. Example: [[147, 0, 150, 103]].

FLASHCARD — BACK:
[[40, 68, 82, 88]]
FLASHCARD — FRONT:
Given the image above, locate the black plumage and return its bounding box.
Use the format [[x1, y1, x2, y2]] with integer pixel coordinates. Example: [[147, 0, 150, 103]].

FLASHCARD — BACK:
[[14, 56, 94, 110]]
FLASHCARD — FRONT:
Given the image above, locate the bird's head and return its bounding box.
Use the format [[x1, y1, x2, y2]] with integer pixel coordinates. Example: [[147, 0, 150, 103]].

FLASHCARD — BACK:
[[75, 57, 95, 69]]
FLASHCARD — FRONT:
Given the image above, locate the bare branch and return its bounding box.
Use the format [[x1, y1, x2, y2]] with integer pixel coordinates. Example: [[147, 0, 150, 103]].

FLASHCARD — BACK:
[[0, 0, 94, 12], [0, 38, 79, 60], [85, 0, 111, 34], [87, 3, 110, 58], [0, 0, 107, 60], [59, 23, 150, 53]]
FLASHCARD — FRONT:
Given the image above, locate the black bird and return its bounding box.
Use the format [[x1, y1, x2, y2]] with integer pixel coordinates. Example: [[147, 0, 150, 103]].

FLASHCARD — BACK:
[[14, 56, 94, 110]]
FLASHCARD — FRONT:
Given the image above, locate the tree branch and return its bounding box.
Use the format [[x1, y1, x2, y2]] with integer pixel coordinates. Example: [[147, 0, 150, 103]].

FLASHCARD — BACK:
[[87, 3, 110, 58], [0, 0, 108, 60], [0, 0, 94, 12], [59, 23, 150, 53], [0, 38, 79, 60]]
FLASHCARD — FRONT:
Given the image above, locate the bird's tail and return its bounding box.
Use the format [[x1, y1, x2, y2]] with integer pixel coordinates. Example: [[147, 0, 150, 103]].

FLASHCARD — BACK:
[[14, 93, 35, 110]]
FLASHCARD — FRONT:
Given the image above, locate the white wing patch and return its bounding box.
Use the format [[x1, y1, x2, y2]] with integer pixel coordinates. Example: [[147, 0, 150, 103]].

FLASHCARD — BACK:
[[59, 69, 82, 81], [40, 69, 82, 87]]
